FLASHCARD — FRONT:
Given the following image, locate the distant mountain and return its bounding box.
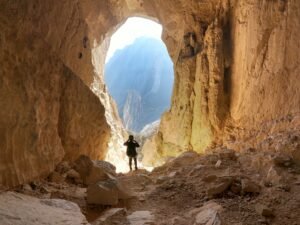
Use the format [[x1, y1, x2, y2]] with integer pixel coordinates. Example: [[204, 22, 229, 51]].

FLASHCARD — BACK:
[[104, 36, 174, 132]]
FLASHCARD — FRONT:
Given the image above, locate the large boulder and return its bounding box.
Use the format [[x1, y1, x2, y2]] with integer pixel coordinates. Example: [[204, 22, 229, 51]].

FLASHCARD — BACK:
[[74, 155, 116, 185], [0, 192, 89, 225], [206, 177, 233, 197], [87, 178, 131, 205]]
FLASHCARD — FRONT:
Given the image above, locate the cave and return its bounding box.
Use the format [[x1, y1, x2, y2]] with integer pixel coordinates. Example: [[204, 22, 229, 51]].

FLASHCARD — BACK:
[[1, 0, 300, 224]]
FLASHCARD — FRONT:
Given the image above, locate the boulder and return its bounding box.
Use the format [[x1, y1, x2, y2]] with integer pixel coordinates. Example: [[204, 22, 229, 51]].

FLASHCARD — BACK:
[[241, 179, 261, 194], [126, 211, 155, 225], [207, 177, 232, 197], [189, 201, 223, 225], [74, 155, 116, 185], [0, 192, 89, 225], [87, 179, 130, 205]]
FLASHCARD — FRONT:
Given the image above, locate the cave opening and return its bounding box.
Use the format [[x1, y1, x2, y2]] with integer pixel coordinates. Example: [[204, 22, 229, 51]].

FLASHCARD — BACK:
[[101, 17, 174, 172], [105, 17, 174, 134]]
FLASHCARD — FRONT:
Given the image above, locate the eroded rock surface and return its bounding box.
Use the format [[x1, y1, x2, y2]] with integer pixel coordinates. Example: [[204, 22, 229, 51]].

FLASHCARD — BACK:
[[0, 192, 89, 225]]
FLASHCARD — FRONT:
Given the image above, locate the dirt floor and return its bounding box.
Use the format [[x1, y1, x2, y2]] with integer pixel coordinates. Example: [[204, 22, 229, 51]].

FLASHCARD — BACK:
[[9, 129, 300, 225]]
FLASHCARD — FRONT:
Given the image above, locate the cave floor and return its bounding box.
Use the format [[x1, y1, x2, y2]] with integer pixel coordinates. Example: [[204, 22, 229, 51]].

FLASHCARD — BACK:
[[5, 130, 300, 225]]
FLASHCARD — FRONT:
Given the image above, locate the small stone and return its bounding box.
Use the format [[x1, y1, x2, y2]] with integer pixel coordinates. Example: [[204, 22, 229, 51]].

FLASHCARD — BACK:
[[215, 160, 222, 168], [273, 154, 293, 167], [170, 216, 187, 225], [241, 179, 261, 194], [66, 169, 82, 184], [277, 184, 291, 192], [66, 169, 80, 179], [168, 171, 177, 178], [22, 184, 32, 192], [218, 149, 237, 161], [55, 161, 71, 174], [156, 176, 165, 184], [202, 175, 218, 182], [40, 186, 50, 194], [230, 179, 242, 194], [255, 204, 274, 217], [49, 171, 65, 183], [265, 166, 281, 186]]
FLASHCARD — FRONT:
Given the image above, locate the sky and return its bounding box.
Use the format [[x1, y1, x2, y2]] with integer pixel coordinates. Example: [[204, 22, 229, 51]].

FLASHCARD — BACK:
[[105, 17, 163, 62]]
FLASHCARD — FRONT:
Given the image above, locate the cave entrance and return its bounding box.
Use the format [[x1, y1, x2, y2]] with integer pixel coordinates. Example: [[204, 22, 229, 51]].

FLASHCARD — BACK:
[[101, 17, 174, 172]]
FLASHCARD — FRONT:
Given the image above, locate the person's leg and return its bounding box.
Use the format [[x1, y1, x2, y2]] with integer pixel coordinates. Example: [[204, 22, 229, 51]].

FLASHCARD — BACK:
[[129, 157, 132, 171], [134, 157, 138, 170]]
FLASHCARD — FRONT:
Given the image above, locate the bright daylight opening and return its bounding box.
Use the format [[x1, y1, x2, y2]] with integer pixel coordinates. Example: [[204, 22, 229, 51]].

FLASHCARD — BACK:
[[104, 17, 174, 172]]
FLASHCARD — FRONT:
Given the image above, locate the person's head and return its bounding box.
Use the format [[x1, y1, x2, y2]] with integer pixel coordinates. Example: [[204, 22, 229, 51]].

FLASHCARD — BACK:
[[129, 135, 134, 141]]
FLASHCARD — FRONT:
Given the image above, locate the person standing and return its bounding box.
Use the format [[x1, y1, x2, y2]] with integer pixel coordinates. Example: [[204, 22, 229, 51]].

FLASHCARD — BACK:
[[124, 135, 140, 171]]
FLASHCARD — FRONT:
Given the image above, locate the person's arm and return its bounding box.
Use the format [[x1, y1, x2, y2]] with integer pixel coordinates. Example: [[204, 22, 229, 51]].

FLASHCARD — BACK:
[[135, 141, 140, 147], [124, 140, 128, 146]]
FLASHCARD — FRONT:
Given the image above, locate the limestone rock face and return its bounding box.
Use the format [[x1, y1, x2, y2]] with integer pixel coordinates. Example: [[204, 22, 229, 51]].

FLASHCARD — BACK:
[[0, 0, 110, 187], [58, 71, 111, 162], [0, 192, 89, 225], [141, 0, 300, 162]]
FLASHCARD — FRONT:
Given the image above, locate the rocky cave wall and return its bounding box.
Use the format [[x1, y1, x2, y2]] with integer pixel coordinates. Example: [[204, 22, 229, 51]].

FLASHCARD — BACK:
[[0, 0, 111, 187], [1, 0, 300, 186], [142, 0, 300, 164]]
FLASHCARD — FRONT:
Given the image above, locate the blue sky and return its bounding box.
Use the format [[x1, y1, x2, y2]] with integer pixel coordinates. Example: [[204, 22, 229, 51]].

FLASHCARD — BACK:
[[106, 17, 162, 62]]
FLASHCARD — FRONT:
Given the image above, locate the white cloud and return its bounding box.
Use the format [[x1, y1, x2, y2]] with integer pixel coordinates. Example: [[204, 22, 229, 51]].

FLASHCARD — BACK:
[[105, 17, 162, 62]]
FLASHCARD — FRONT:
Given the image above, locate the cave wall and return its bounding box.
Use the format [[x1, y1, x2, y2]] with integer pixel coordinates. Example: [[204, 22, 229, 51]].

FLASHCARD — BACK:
[[1, 0, 300, 185], [140, 0, 300, 161], [0, 0, 110, 187], [228, 0, 300, 131]]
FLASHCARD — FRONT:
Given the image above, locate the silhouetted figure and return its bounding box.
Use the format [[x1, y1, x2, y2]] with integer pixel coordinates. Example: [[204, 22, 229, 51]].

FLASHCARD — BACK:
[[124, 135, 140, 171]]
